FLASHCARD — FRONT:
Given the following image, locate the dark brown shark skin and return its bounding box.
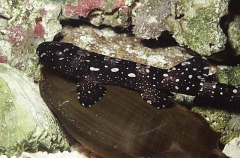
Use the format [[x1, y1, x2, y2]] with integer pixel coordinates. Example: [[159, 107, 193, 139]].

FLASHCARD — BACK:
[[39, 67, 226, 158], [37, 42, 240, 109]]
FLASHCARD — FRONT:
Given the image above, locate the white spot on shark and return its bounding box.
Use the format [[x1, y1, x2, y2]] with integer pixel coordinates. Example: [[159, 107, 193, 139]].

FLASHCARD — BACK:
[[111, 68, 119, 72], [90, 67, 100, 71], [233, 89, 238, 93], [128, 73, 136, 77], [163, 73, 168, 77]]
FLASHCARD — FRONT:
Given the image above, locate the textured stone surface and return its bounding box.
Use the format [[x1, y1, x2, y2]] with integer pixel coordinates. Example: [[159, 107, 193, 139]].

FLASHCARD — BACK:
[[62, 0, 133, 27], [0, 63, 69, 156], [61, 24, 193, 69], [223, 137, 240, 158], [228, 15, 240, 56], [1, 0, 240, 157], [0, 0, 62, 78], [166, 0, 228, 56], [132, 0, 171, 39]]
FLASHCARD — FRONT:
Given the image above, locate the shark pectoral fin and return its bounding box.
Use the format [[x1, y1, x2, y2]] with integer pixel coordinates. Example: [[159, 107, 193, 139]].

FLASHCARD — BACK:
[[141, 88, 174, 109], [168, 57, 210, 80], [76, 81, 107, 107]]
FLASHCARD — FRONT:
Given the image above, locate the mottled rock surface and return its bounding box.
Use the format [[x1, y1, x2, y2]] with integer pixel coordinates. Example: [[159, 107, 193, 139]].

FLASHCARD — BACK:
[[228, 15, 240, 55], [1, 0, 240, 157], [0, 63, 69, 156]]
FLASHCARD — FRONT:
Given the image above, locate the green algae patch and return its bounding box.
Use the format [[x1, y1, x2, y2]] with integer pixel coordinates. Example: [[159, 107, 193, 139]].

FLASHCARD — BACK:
[[228, 15, 240, 56], [0, 64, 69, 156], [166, 0, 228, 56], [185, 7, 226, 54], [214, 66, 240, 86], [192, 106, 237, 144]]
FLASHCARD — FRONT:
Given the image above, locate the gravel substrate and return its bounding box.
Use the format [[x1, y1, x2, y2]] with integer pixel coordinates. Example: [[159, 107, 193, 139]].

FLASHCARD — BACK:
[[0, 143, 102, 158]]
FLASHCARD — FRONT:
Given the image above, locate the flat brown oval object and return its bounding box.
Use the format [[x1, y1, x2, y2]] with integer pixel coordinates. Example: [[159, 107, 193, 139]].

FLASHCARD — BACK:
[[39, 67, 226, 158]]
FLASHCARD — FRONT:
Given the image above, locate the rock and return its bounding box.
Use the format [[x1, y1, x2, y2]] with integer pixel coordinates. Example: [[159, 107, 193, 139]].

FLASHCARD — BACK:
[[223, 137, 240, 158], [166, 0, 228, 56], [0, 63, 69, 156], [228, 15, 240, 56]]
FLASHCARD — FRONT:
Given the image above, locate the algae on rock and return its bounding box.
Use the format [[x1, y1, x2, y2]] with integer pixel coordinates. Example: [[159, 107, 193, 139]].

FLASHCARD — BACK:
[[228, 15, 240, 56], [192, 106, 235, 144], [132, 0, 171, 39], [166, 0, 228, 56], [0, 63, 69, 156], [0, 0, 62, 78], [131, 0, 228, 56], [214, 66, 240, 86]]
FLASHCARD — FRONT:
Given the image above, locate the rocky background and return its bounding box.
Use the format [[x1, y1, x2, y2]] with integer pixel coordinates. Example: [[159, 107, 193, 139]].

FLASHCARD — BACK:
[[1, 0, 240, 157]]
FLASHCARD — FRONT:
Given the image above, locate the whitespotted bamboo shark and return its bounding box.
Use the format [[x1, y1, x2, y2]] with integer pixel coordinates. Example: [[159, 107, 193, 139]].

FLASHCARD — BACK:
[[37, 41, 240, 109]]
